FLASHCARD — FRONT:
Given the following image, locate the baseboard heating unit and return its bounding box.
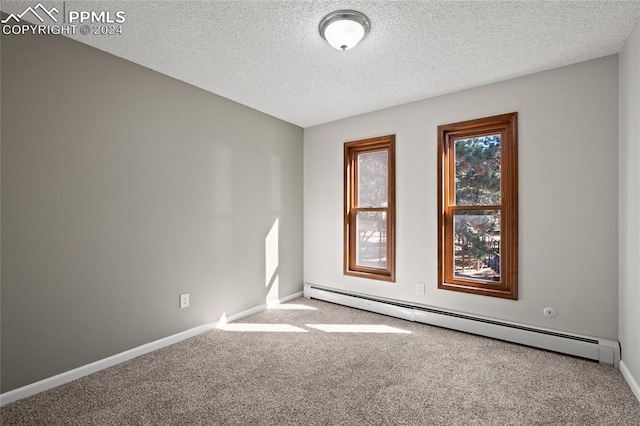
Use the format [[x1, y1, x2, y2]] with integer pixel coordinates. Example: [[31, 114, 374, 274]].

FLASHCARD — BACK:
[[304, 283, 620, 367]]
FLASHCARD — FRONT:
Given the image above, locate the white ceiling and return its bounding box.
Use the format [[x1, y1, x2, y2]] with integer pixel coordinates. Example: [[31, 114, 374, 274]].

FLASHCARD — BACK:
[[3, 1, 640, 127]]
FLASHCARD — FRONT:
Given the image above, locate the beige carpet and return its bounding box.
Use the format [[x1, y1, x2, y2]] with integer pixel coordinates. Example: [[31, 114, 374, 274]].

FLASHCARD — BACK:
[[2, 297, 639, 425]]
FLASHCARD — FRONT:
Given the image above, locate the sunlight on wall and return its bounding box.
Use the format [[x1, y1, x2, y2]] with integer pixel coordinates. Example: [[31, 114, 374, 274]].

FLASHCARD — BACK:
[[218, 312, 228, 326], [305, 324, 411, 334], [266, 276, 279, 304], [265, 154, 282, 304], [265, 218, 279, 304]]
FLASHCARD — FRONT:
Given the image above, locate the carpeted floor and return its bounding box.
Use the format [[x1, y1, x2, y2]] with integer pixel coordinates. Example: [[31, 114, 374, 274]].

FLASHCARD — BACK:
[[2, 297, 639, 425]]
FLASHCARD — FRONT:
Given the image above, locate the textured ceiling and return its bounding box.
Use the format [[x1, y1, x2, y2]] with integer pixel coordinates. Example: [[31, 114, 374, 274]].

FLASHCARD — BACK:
[[3, 1, 640, 127]]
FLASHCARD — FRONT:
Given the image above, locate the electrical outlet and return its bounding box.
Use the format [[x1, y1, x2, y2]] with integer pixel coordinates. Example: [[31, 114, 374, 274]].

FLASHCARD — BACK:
[[180, 293, 189, 309], [416, 282, 425, 295]]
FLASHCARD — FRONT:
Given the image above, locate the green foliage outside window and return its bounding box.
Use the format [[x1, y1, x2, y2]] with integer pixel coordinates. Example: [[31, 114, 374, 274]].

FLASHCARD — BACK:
[[454, 136, 501, 278]]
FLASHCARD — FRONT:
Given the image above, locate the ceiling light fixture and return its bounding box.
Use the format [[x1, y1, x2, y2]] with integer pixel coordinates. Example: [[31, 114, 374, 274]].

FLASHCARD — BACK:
[[319, 10, 371, 51]]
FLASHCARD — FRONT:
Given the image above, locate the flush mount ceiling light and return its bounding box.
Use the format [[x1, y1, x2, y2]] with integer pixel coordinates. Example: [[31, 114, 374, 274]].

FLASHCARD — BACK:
[[319, 10, 371, 51]]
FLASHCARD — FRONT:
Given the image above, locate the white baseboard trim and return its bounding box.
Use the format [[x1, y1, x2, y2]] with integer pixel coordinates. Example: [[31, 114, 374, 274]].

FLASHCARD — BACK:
[[620, 360, 640, 403], [0, 291, 303, 407]]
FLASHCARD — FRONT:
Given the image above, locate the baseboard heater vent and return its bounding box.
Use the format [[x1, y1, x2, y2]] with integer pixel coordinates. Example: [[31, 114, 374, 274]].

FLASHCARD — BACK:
[[304, 283, 620, 367]]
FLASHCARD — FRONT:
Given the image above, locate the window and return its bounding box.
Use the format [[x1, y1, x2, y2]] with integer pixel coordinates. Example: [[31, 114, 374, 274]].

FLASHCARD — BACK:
[[438, 113, 518, 299], [344, 135, 396, 282]]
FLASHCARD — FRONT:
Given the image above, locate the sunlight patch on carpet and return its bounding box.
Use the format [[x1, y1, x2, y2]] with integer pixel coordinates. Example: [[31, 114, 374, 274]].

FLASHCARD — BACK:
[[218, 323, 308, 332], [305, 324, 411, 334], [268, 304, 318, 310]]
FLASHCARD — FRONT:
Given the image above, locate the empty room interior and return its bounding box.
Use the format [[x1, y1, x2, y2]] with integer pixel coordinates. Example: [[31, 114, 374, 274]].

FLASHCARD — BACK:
[[1, 0, 640, 424]]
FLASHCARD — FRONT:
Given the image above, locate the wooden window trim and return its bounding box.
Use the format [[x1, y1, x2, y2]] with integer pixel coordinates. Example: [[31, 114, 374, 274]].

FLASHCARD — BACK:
[[437, 113, 518, 299], [344, 135, 396, 282]]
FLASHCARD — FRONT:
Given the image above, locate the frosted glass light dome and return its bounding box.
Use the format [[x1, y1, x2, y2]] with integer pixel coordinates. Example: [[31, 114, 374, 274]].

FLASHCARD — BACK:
[[319, 10, 371, 51]]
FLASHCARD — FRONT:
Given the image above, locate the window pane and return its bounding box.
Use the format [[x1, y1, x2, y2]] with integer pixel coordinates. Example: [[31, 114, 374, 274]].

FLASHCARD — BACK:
[[453, 210, 500, 281], [358, 150, 388, 207], [454, 135, 501, 206], [356, 211, 387, 269]]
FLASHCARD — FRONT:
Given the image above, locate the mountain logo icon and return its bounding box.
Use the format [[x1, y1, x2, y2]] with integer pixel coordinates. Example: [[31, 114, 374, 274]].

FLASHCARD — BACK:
[[1, 3, 59, 24]]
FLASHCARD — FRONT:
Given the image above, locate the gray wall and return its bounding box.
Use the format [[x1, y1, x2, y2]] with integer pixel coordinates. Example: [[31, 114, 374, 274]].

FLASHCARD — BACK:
[[1, 30, 303, 392], [619, 19, 640, 389], [305, 56, 619, 340]]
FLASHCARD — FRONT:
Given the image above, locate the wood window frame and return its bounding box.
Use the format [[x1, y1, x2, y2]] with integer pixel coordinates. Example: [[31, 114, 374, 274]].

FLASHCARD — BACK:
[[344, 135, 396, 282], [437, 113, 518, 299]]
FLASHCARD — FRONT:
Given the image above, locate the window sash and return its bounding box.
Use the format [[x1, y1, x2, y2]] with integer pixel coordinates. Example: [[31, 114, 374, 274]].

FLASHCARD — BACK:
[[443, 207, 504, 288], [447, 131, 504, 208], [348, 207, 390, 273], [344, 135, 396, 282]]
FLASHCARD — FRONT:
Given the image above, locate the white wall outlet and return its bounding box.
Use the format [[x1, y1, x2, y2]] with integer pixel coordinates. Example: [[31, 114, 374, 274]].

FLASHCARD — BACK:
[[180, 293, 189, 309], [416, 282, 425, 295], [543, 307, 556, 317]]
